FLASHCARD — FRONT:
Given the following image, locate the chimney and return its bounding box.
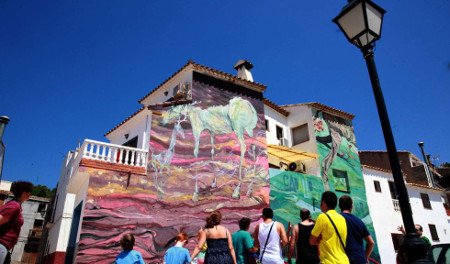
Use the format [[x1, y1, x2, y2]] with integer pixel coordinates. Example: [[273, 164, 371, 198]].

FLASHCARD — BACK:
[[233, 60, 254, 82]]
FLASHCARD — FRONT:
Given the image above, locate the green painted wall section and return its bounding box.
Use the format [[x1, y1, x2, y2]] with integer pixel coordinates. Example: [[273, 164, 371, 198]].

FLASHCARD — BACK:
[[269, 108, 380, 261]]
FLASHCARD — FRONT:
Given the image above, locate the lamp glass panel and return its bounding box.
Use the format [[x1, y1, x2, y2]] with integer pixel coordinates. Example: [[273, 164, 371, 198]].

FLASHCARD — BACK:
[[357, 33, 375, 47], [366, 4, 383, 36], [337, 3, 365, 40]]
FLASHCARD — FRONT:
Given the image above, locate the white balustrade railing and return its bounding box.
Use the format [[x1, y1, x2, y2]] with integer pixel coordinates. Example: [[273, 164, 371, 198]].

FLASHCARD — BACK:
[[78, 139, 147, 167], [392, 199, 401, 212]]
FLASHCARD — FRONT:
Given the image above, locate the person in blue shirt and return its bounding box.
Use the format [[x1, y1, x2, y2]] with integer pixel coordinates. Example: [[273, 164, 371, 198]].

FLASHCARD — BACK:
[[339, 195, 375, 264], [115, 233, 146, 264], [164, 232, 192, 264]]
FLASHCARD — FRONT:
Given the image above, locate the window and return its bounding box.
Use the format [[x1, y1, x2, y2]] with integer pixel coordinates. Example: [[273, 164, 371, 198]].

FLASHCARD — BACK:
[[429, 224, 439, 241], [420, 193, 432, 209], [333, 169, 350, 193], [33, 219, 44, 228], [374, 180, 381, 192], [388, 181, 397, 199], [123, 136, 138, 148], [276, 125, 283, 140], [292, 123, 309, 145], [38, 203, 46, 212], [265, 119, 269, 131]]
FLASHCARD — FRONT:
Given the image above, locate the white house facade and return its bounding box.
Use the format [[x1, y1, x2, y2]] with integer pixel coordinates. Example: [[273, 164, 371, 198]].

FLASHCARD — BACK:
[[363, 165, 450, 264]]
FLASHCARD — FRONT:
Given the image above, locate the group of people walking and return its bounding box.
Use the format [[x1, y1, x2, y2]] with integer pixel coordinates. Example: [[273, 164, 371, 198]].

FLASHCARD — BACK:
[[0, 181, 374, 264], [160, 191, 374, 264]]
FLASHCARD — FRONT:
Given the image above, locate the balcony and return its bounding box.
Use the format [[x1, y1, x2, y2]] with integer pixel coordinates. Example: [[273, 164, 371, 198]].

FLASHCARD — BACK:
[[80, 139, 147, 167], [392, 199, 401, 212], [67, 139, 148, 186]]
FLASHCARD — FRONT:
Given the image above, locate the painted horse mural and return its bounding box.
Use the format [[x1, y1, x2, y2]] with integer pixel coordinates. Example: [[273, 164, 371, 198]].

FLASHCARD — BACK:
[[161, 97, 258, 199]]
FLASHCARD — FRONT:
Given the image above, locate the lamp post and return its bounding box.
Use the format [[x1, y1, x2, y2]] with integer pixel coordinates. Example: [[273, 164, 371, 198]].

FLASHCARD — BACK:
[[333, 1, 432, 263], [0, 116, 10, 183]]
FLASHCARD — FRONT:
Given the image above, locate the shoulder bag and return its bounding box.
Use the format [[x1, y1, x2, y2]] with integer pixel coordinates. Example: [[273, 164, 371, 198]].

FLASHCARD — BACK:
[[324, 213, 346, 251], [256, 221, 275, 264]]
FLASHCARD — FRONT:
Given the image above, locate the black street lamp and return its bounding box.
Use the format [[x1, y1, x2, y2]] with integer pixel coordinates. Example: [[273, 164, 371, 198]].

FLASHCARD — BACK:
[[333, 1, 432, 263], [0, 116, 10, 183]]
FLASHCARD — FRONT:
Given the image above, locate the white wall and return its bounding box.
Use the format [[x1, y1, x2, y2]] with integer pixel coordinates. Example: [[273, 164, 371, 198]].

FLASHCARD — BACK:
[[264, 105, 320, 176], [106, 110, 152, 150], [364, 167, 450, 263], [0, 180, 12, 191], [46, 150, 78, 255], [284, 105, 317, 154], [363, 167, 403, 264], [408, 187, 450, 244], [139, 68, 193, 106], [264, 105, 288, 146]]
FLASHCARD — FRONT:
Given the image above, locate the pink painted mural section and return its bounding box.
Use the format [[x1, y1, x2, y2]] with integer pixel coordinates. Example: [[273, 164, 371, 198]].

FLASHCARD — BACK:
[[75, 80, 269, 263]]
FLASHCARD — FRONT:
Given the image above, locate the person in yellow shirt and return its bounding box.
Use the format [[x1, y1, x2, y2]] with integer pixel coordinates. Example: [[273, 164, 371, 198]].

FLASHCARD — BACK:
[[310, 191, 349, 264]]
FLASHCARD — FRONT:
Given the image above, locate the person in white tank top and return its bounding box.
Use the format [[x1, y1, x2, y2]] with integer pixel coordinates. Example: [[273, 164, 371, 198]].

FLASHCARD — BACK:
[[254, 208, 288, 264]]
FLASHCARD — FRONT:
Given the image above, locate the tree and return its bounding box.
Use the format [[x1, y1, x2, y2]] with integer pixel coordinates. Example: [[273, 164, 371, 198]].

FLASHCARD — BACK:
[[31, 185, 52, 198], [441, 162, 450, 168]]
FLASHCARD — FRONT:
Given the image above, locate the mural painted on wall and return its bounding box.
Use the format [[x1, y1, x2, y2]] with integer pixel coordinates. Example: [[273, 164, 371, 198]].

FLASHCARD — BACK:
[[75, 80, 269, 263], [269, 109, 379, 261], [148, 80, 269, 203]]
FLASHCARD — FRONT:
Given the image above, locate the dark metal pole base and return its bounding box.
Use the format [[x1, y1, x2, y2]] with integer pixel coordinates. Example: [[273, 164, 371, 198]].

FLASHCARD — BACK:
[[397, 233, 433, 263]]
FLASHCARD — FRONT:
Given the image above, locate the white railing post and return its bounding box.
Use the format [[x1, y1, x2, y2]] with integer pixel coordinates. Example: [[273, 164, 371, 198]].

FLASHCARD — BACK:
[[112, 147, 118, 163], [141, 152, 147, 167], [106, 146, 112, 162], [101, 145, 106, 161], [88, 143, 94, 158], [124, 150, 130, 165], [118, 149, 124, 164], [130, 150, 136, 165], [95, 143, 100, 159]]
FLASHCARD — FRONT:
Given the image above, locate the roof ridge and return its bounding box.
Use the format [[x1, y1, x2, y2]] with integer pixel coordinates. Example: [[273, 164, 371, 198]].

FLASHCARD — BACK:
[[138, 60, 266, 104], [281, 102, 354, 120], [262, 98, 289, 117]]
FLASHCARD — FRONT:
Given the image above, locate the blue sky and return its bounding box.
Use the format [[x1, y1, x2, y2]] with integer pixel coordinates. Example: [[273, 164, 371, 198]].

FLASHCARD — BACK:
[[1, 0, 449, 188]]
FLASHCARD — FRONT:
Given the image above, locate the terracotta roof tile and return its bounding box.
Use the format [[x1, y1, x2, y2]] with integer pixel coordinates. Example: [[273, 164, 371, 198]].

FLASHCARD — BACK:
[[362, 164, 392, 173], [281, 102, 355, 120], [138, 60, 266, 104], [262, 98, 289, 117], [407, 183, 443, 192]]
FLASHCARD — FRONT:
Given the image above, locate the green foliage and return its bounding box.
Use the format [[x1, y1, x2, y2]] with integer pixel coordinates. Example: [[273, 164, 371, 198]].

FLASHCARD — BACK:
[[441, 162, 450, 168], [31, 184, 52, 198]]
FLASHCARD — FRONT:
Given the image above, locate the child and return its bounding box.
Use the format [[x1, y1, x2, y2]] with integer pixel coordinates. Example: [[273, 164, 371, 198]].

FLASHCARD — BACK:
[[164, 232, 191, 264], [116, 234, 145, 264]]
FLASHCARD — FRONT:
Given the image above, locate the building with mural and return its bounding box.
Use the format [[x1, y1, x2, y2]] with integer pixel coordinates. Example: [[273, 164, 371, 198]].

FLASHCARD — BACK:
[[264, 102, 380, 261], [41, 61, 269, 263], [40, 61, 379, 263]]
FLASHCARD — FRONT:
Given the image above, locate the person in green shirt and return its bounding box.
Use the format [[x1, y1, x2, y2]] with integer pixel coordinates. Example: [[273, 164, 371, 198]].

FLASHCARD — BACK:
[[398, 224, 431, 248], [232, 217, 258, 264]]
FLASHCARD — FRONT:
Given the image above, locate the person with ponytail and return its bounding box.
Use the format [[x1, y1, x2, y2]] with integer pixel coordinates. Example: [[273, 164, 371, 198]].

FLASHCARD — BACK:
[[191, 211, 236, 264], [164, 232, 191, 264]]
